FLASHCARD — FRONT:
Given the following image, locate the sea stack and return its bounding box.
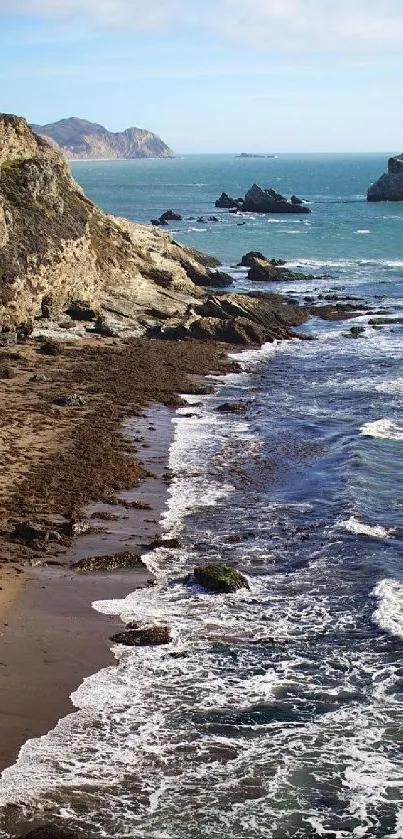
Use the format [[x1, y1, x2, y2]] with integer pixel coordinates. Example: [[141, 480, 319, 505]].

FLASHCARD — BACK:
[[367, 154, 403, 201]]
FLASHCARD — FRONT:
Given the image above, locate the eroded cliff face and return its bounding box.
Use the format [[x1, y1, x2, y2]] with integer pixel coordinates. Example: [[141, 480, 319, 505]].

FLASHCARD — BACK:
[[0, 114, 214, 333]]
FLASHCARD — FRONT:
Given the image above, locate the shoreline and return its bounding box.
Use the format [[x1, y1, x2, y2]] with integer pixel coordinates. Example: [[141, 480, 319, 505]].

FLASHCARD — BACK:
[[0, 337, 233, 777]]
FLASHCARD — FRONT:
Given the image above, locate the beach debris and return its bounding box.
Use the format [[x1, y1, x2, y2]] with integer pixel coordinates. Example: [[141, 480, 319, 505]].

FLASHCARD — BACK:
[[193, 564, 249, 593], [71, 550, 145, 573], [53, 393, 85, 407], [111, 624, 171, 646]]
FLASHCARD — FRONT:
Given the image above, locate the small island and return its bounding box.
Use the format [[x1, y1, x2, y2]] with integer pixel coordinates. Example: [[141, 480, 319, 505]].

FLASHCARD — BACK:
[[236, 152, 276, 158]]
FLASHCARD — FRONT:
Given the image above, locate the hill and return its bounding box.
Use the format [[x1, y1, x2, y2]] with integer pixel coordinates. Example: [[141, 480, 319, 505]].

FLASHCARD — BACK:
[[30, 116, 175, 160]]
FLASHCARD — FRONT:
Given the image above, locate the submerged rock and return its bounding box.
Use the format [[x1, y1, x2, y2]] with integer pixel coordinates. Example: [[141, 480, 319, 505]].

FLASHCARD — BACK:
[[72, 551, 145, 573], [111, 625, 171, 646], [216, 402, 248, 414], [20, 826, 81, 839], [193, 564, 249, 593], [367, 154, 403, 201]]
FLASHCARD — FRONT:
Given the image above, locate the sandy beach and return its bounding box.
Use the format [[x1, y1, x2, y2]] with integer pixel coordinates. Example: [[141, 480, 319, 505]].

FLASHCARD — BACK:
[[0, 335, 233, 775]]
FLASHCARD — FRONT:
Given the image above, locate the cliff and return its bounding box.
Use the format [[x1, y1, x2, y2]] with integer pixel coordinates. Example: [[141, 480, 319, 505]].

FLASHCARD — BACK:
[[30, 117, 175, 160], [367, 154, 403, 202], [0, 113, 309, 346]]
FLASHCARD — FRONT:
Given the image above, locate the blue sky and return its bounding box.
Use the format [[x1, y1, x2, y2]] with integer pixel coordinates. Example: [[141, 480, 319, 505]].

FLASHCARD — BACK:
[[1, 0, 403, 153]]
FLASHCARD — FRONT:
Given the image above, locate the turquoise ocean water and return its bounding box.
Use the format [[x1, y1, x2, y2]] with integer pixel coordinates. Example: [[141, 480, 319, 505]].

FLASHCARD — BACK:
[[1, 154, 403, 838]]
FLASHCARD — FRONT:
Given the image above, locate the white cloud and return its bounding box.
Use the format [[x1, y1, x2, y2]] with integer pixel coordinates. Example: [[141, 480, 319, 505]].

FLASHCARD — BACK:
[[1, 0, 403, 47]]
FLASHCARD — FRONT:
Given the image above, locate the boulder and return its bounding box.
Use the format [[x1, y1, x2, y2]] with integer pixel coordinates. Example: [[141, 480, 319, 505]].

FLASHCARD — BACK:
[[38, 340, 61, 356], [65, 300, 97, 321], [111, 625, 171, 646], [367, 154, 403, 201], [72, 551, 145, 573], [53, 394, 85, 407], [242, 184, 311, 214], [11, 520, 62, 544], [193, 564, 249, 593]]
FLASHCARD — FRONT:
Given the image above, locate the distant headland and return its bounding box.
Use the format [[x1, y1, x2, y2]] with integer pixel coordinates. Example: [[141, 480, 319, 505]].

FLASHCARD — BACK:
[[30, 117, 175, 160]]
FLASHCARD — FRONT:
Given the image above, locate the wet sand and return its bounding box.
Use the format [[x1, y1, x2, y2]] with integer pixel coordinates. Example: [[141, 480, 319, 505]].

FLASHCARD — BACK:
[[0, 337, 233, 775]]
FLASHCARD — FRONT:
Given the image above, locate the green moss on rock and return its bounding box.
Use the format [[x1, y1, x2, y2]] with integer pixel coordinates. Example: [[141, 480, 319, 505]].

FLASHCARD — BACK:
[[193, 564, 249, 593]]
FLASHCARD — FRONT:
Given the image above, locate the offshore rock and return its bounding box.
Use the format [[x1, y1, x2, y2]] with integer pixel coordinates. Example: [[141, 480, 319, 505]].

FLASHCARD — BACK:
[[193, 564, 249, 593], [215, 185, 310, 214], [243, 184, 311, 214], [215, 192, 243, 209], [367, 154, 403, 201], [240, 252, 312, 282]]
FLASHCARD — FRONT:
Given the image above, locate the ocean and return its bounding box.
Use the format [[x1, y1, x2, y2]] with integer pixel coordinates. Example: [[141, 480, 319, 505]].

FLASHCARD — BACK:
[[1, 154, 403, 838]]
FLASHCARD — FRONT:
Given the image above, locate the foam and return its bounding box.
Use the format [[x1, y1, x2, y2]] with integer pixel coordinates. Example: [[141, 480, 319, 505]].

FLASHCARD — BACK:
[[372, 579, 403, 640], [341, 516, 395, 539], [360, 419, 403, 441]]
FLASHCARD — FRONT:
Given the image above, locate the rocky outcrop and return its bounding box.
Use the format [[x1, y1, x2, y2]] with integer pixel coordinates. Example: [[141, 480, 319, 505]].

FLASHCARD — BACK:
[[149, 291, 310, 345], [240, 252, 312, 282], [151, 209, 182, 226], [193, 564, 249, 593], [367, 154, 403, 201], [215, 184, 310, 214], [31, 117, 174, 160], [0, 114, 218, 335], [0, 113, 311, 347]]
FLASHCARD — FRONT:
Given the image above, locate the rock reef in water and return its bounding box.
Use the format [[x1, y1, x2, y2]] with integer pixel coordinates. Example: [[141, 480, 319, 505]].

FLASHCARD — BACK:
[[0, 113, 310, 346], [367, 154, 403, 201], [193, 564, 249, 593], [215, 183, 310, 213], [240, 251, 312, 282], [30, 116, 174, 160]]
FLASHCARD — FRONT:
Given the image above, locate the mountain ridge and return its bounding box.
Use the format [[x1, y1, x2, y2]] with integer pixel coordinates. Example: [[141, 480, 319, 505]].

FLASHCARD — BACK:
[[30, 116, 175, 160]]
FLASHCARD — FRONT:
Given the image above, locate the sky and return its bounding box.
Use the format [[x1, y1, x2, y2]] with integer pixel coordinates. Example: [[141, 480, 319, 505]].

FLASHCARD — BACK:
[[0, 0, 403, 153]]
